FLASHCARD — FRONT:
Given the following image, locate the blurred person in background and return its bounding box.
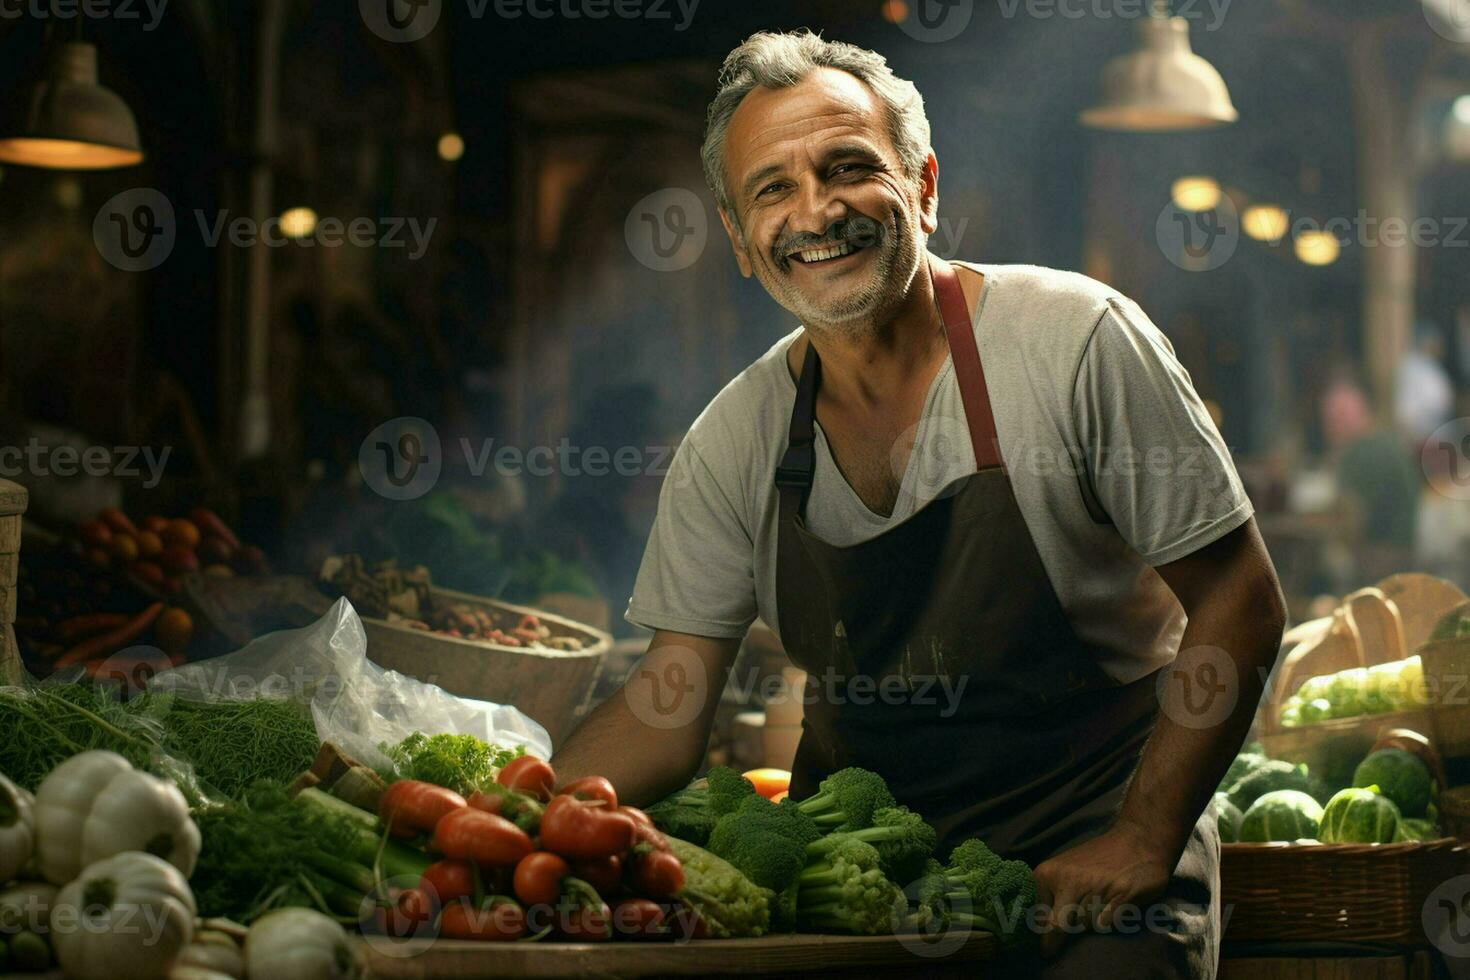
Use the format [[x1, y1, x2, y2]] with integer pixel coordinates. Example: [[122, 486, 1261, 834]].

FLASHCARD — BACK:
[[1323, 366, 1421, 582], [1395, 322, 1454, 449]]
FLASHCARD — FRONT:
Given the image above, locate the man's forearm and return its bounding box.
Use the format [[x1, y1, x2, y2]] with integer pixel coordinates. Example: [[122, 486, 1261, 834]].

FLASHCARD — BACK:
[[1114, 588, 1286, 862], [551, 630, 741, 807]]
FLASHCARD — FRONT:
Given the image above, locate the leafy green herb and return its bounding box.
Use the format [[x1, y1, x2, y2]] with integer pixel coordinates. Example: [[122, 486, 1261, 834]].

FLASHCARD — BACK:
[[381, 731, 524, 795], [0, 684, 319, 800]]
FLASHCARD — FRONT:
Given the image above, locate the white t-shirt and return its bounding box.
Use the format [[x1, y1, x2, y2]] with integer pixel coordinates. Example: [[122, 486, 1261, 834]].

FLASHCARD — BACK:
[[626, 262, 1254, 684]]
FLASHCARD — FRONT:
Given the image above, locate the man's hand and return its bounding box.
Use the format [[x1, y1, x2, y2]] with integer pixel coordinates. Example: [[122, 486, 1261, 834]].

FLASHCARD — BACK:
[[1034, 821, 1173, 958]]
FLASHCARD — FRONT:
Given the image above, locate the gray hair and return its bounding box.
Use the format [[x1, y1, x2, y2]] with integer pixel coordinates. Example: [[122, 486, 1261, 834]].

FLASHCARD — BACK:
[[700, 30, 932, 227]]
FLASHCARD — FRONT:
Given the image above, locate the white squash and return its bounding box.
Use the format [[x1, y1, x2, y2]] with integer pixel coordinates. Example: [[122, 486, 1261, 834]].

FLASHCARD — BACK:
[[0, 880, 57, 934], [52, 851, 196, 980], [34, 750, 200, 883], [244, 907, 361, 980], [172, 932, 244, 978], [0, 773, 35, 883]]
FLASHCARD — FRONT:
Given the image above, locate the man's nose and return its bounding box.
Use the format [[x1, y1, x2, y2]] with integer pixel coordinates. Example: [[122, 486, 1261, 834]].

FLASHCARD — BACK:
[[786, 178, 846, 240]]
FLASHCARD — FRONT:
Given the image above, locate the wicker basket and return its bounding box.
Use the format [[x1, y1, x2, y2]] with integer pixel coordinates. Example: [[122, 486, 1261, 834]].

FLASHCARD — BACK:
[[1221, 839, 1468, 943], [361, 586, 612, 747]]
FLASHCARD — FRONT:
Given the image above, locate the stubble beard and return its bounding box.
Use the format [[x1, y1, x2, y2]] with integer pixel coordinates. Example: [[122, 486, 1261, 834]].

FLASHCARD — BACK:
[[752, 211, 925, 342]]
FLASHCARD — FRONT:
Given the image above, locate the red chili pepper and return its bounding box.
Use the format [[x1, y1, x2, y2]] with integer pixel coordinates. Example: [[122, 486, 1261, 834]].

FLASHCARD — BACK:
[[420, 859, 476, 908], [620, 806, 669, 851], [610, 897, 671, 940], [559, 776, 618, 809], [438, 896, 527, 942], [539, 794, 636, 861], [497, 756, 556, 802], [556, 901, 612, 942], [628, 847, 684, 899], [432, 807, 535, 868], [468, 785, 544, 835], [569, 853, 622, 896], [378, 780, 467, 838]]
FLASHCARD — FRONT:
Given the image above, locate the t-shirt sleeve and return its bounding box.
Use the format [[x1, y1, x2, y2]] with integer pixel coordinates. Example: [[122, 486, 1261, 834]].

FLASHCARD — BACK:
[[1073, 297, 1254, 566], [625, 435, 759, 638]]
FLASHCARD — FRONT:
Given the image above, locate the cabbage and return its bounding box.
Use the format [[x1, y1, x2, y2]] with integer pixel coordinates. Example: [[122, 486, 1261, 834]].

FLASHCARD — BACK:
[[1238, 790, 1323, 842], [1320, 786, 1401, 843]]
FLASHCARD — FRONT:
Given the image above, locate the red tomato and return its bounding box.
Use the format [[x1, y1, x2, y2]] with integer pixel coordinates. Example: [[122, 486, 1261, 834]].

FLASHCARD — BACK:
[[610, 897, 669, 940], [559, 776, 618, 809], [569, 853, 622, 896], [513, 851, 571, 907], [539, 794, 636, 860], [438, 898, 527, 941], [420, 860, 476, 907], [432, 808, 535, 868], [497, 756, 556, 802], [629, 848, 684, 899], [378, 780, 467, 837]]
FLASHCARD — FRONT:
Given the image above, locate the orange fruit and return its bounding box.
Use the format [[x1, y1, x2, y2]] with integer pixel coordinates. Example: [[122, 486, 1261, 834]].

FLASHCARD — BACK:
[[135, 530, 163, 558], [108, 534, 138, 564], [84, 547, 111, 571], [155, 607, 194, 655], [163, 519, 201, 550]]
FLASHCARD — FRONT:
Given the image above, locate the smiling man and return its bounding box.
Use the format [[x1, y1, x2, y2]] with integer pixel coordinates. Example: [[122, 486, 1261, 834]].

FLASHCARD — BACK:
[[553, 30, 1286, 976]]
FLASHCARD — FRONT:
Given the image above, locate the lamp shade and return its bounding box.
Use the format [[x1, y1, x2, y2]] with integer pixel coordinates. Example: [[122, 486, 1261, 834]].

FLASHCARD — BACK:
[[1080, 15, 1238, 132], [0, 42, 143, 169]]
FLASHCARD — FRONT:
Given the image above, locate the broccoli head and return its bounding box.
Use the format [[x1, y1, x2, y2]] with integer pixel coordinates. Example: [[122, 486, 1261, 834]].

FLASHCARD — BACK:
[[645, 767, 759, 847], [795, 864, 906, 935], [806, 805, 937, 885], [706, 794, 822, 930], [921, 837, 1038, 948], [794, 767, 897, 830]]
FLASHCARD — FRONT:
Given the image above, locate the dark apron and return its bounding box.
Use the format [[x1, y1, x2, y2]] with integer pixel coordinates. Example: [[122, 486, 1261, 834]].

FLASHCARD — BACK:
[[774, 253, 1219, 977]]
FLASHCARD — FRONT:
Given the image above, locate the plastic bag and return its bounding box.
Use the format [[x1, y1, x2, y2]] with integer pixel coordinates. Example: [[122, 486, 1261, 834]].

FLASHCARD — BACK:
[[152, 597, 552, 768]]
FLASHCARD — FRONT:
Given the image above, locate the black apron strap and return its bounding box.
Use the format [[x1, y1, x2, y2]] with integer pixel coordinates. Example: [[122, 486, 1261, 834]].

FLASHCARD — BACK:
[[774, 339, 820, 516]]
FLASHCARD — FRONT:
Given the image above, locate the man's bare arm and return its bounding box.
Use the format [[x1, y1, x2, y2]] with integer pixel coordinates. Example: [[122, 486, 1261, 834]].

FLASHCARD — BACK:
[[1036, 518, 1285, 955], [1117, 517, 1288, 860], [551, 630, 743, 807]]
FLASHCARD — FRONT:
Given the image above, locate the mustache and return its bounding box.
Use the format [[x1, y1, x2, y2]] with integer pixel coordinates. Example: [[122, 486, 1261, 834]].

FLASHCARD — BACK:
[[773, 215, 885, 266]]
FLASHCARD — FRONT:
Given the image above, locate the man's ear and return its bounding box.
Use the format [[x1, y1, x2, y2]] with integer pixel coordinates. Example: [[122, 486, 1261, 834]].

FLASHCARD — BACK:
[[918, 152, 939, 236], [718, 207, 753, 278]]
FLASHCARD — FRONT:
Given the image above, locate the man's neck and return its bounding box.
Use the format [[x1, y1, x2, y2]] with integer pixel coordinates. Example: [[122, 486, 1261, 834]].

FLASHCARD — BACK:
[[797, 254, 948, 410]]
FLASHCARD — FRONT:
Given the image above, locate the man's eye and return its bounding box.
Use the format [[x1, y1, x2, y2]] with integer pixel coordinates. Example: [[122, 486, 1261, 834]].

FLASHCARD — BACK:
[[758, 182, 785, 196], [832, 164, 868, 177]]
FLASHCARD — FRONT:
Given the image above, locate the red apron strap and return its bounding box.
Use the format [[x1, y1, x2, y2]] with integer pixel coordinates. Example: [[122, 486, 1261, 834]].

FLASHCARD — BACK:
[[927, 254, 1002, 472]]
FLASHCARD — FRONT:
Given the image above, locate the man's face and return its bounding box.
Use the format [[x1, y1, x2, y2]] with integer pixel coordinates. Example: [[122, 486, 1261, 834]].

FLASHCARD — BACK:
[[718, 67, 937, 334]]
